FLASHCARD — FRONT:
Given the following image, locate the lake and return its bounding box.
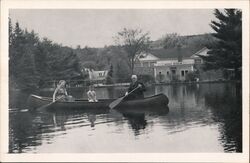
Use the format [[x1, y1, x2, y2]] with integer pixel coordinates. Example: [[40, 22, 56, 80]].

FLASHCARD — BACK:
[[9, 83, 242, 153]]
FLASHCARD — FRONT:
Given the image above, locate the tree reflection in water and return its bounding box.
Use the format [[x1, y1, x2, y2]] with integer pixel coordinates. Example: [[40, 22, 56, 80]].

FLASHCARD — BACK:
[[204, 83, 242, 152]]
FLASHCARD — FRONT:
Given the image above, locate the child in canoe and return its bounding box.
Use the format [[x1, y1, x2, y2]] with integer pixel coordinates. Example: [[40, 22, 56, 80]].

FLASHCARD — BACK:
[[87, 85, 98, 102]]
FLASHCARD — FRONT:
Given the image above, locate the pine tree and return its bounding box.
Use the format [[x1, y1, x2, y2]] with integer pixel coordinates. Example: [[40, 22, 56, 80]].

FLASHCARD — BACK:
[[9, 22, 25, 84], [9, 20, 84, 89], [200, 9, 242, 80], [9, 18, 14, 46]]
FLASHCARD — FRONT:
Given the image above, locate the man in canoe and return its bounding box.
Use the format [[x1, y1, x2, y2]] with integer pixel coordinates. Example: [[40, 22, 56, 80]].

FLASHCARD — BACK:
[[53, 80, 74, 102], [125, 75, 146, 100]]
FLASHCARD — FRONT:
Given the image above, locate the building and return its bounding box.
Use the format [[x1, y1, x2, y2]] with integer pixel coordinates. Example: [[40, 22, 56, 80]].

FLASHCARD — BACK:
[[84, 68, 108, 83], [134, 47, 209, 82]]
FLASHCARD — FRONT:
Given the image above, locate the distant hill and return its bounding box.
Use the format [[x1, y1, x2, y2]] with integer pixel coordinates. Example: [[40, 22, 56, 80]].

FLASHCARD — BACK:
[[150, 33, 217, 50]]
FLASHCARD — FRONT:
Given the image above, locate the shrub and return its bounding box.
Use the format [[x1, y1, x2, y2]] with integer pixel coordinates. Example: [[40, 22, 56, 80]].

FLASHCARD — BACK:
[[137, 74, 155, 84], [186, 72, 197, 81]]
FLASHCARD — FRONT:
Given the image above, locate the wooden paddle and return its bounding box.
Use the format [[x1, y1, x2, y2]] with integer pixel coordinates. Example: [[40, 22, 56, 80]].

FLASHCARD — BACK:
[[37, 96, 64, 111], [109, 86, 140, 109]]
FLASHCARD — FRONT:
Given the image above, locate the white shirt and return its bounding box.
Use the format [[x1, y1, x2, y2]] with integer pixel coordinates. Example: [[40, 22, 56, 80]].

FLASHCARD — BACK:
[[87, 90, 98, 102]]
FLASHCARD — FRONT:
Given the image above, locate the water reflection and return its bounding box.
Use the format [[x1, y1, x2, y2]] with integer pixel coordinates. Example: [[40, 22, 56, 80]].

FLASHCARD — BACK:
[[203, 83, 242, 152], [123, 113, 147, 136], [87, 114, 96, 128], [9, 83, 242, 153]]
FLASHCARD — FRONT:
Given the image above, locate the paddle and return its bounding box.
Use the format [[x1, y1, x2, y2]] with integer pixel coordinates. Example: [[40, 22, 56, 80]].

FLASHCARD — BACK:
[[109, 86, 140, 109], [37, 96, 64, 111]]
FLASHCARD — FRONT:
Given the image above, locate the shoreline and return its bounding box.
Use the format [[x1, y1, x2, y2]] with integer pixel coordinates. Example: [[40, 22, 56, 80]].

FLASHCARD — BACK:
[[153, 80, 241, 85], [9, 80, 241, 92]]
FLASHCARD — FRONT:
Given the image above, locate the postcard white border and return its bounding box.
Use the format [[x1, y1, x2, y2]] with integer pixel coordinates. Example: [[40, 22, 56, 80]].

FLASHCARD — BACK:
[[1, 0, 249, 162]]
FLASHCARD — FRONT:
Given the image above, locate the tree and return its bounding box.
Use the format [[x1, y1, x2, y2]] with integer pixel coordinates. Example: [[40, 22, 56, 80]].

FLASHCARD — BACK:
[[114, 28, 151, 74], [106, 64, 113, 84], [161, 33, 217, 49], [81, 61, 97, 70], [9, 22, 42, 90], [114, 59, 130, 83], [9, 19, 82, 89], [199, 9, 242, 80], [9, 18, 14, 46], [162, 33, 183, 49]]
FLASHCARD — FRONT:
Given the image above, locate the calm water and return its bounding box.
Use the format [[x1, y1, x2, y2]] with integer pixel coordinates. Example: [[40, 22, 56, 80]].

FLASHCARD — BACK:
[[9, 83, 242, 153]]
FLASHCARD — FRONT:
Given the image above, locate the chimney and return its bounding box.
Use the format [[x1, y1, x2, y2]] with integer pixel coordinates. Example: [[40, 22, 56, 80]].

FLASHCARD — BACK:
[[177, 44, 182, 63]]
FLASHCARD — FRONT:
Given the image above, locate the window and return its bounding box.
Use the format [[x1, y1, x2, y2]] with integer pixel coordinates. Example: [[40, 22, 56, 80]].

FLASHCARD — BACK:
[[171, 70, 176, 74], [143, 62, 148, 67], [185, 70, 188, 74], [149, 62, 155, 67], [181, 70, 185, 77], [99, 73, 103, 77], [167, 71, 169, 75], [195, 59, 202, 64], [134, 63, 141, 67]]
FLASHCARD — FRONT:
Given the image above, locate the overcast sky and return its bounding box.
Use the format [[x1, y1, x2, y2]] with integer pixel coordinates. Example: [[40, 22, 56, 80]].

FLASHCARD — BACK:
[[10, 9, 215, 48]]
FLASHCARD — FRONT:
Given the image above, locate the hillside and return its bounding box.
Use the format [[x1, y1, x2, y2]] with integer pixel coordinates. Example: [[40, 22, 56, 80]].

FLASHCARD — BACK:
[[150, 33, 217, 49]]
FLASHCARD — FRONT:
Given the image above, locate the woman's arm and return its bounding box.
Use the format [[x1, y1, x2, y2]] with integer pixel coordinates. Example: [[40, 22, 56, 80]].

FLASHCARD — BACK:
[[64, 89, 68, 96], [53, 87, 59, 102], [87, 91, 92, 99]]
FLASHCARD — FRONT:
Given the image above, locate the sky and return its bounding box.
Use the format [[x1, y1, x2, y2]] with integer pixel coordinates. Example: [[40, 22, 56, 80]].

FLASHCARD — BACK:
[[9, 9, 215, 48]]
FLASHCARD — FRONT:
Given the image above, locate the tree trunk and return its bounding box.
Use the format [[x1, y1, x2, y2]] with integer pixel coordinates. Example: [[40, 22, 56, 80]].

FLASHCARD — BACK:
[[131, 59, 134, 75]]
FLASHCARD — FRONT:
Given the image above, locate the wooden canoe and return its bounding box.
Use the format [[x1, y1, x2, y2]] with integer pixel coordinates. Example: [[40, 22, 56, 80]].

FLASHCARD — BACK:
[[27, 93, 169, 114]]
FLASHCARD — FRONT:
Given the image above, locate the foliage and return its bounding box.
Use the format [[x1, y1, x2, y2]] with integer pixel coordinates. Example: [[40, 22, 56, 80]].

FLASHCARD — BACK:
[[162, 33, 183, 49], [114, 59, 130, 83], [9, 19, 82, 90], [156, 73, 164, 83], [114, 28, 151, 74], [75, 45, 131, 82], [160, 33, 217, 50], [137, 74, 155, 84], [199, 9, 242, 80], [9, 22, 40, 89], [81, 61, 97, 70], [185, 72, 197, 81], [106, 64, 114, 84]]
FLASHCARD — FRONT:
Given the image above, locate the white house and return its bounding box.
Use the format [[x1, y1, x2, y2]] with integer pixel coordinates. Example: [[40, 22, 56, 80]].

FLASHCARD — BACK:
[[134, 47, 210, 82], [190, 47, 209, 64], [134, 53, 159, 67], [84, 68, 108, 82]]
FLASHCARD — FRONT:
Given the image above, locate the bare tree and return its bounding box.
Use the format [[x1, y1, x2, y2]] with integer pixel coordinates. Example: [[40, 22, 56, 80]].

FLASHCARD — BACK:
[[161, 33, 182, 49], [114, 28, 150, 74]]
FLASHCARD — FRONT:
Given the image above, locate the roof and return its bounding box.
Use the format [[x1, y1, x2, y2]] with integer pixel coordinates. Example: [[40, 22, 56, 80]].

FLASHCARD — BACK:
[[149, 47, 202, 59], [192, 47, 209, 57], [137, 53, 159, 61]]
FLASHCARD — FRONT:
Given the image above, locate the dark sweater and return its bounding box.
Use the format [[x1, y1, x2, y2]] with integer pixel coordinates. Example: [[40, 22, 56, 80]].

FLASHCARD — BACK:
[[125, 81, 146, 100]]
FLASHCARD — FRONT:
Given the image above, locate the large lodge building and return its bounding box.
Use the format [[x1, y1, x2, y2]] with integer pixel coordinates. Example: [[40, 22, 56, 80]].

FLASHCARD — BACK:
[[134, 47, 224, 83]]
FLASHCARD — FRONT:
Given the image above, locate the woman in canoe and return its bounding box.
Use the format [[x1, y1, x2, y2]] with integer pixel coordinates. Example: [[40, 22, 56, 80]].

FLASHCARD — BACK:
[[53, 80, 73, 102]]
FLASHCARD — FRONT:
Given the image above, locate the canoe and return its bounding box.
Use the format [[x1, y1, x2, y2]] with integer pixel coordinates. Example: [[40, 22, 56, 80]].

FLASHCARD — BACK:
[[27, 93, 169, 114]]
